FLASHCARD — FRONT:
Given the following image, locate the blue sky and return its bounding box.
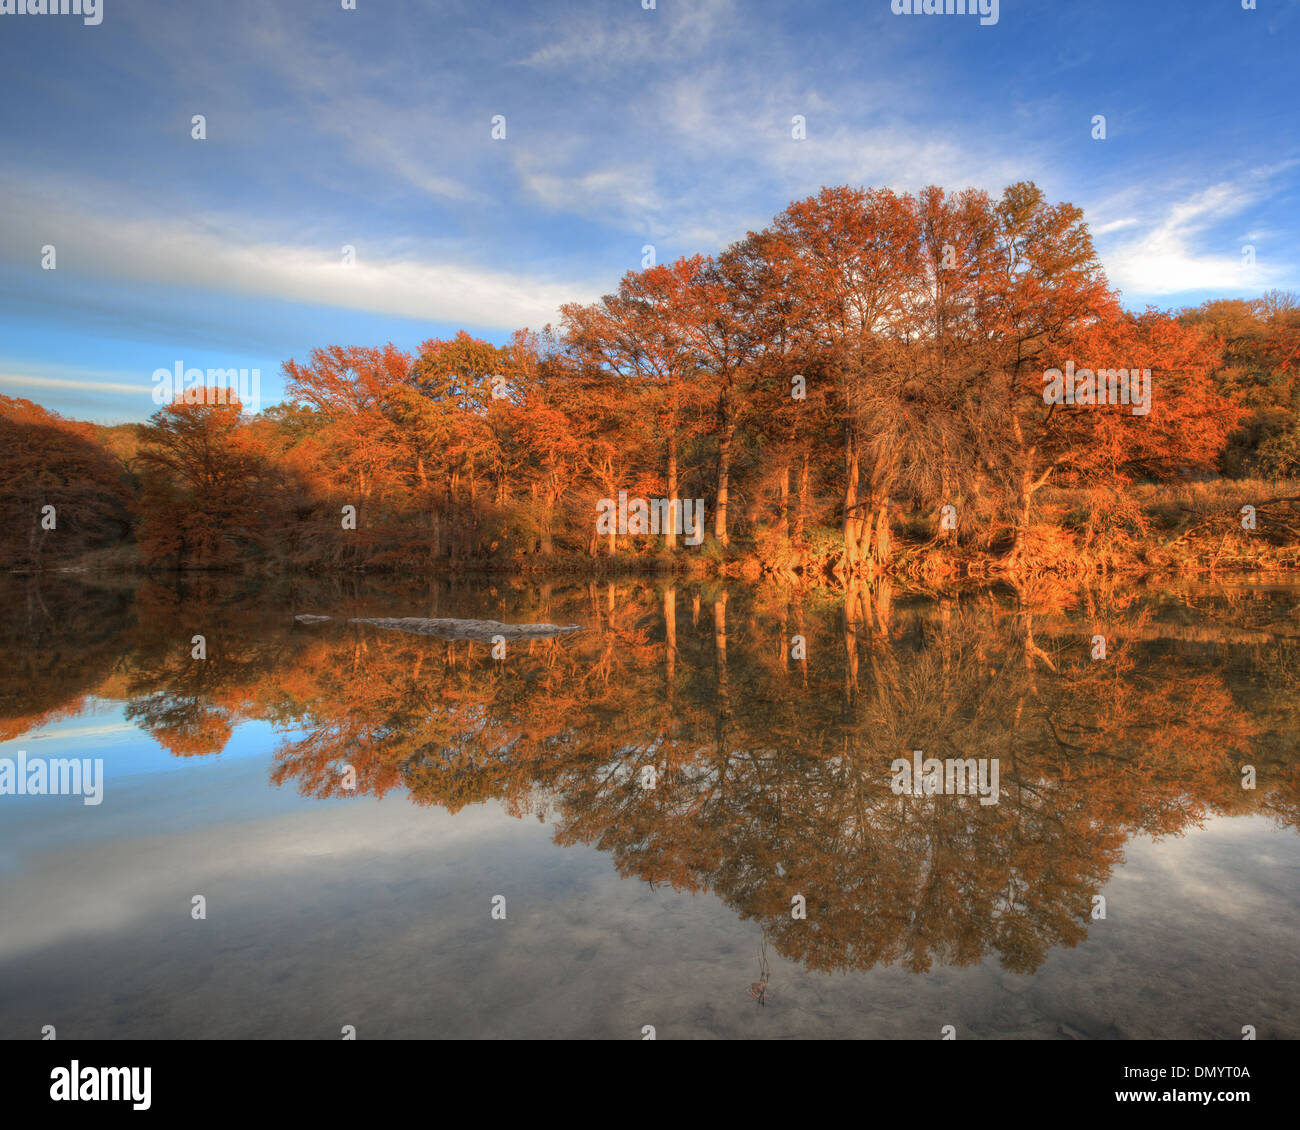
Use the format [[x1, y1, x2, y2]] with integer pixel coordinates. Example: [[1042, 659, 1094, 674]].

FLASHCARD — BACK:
[[0, 0, 1297, 423]]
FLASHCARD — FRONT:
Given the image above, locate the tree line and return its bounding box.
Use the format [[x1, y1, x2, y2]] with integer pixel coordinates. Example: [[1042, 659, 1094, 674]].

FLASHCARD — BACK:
[[3, 181, 1299, 576]]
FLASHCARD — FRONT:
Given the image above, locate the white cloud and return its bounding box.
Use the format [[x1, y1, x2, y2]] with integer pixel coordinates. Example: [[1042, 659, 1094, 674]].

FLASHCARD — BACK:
[[0, 373, 147, 397], [506, 59, 1027, 257], [1097, 180, 1290, 297], [0, 177, 601, 330], [521, 0, 735, 69], [1091, 218, 1140, 236]]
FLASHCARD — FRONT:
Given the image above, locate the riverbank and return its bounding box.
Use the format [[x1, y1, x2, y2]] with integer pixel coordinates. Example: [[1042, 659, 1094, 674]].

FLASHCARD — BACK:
[[14, 478, 1300, 583]]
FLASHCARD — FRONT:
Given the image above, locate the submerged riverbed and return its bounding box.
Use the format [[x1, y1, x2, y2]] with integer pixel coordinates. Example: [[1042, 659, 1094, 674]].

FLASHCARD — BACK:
[[1, 573, 1298, 1039]]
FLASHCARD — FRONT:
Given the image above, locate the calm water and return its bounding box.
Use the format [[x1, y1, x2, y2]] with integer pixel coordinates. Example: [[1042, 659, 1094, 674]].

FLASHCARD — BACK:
[[2, 573, 1298, 1040]]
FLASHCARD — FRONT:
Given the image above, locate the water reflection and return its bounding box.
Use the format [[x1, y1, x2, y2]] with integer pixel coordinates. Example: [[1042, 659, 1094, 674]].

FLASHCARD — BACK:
[[4, 572, 1298, 988]]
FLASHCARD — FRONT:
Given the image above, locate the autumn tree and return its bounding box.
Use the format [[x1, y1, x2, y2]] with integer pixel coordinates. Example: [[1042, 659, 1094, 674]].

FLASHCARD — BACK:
[[0, 395, 134, 569], [563, 259, 705, 551], [986, 182, 1114, 537], [282, 343, 412, 509], [765, 187, 922, 575], [135, 400, 275, 568], [1034, 309, 1241, 540]]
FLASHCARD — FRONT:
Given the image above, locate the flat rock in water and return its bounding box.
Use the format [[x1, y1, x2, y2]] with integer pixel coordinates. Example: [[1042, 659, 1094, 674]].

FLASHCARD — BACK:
[[349, 617, 582, 641], [294, 614, 332, 624]]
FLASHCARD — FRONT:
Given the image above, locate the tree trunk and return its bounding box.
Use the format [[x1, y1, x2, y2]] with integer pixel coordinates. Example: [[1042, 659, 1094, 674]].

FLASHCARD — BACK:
[[842, 424, 868, 574], [796, 453, 809, 542], [541, 487, 556, 555], [873, 499, 891, 571], [713, 590, 728, 672], [778, 461, 790, 539], [666, 415, 679, 551], [664, 585, 676, 697], [843, 578, 863, 703], [713, 589, 731, 751], [715, 419, 734, 547], [1011, 414, 1034, 544]]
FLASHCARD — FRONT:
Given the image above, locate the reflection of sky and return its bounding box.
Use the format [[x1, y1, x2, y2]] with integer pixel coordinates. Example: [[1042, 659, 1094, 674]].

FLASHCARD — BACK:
[[0, 705, 316, 857], [2, 707, 1298, 1039], [11, 698, 295, 772]]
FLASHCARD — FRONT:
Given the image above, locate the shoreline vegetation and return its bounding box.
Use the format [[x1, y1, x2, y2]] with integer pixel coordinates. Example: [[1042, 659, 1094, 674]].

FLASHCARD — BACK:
[[5, 182, 1300, 587], [22, 483, 1300, 587]]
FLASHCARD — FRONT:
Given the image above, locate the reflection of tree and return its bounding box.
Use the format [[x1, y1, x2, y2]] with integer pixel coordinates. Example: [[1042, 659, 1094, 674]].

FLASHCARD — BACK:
[[1, 576, 1298, 978], [122, 580, 313, 756], [254, 583, 1292, 976], [0, 577, 134, 739]]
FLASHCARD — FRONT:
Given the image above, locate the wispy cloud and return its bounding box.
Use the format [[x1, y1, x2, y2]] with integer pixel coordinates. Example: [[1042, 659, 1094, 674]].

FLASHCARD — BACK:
[[0, 373, 147, 397], [520, 0, 736, 70], [1096, 173, 1297, 297], [0, 176, 601, 330]]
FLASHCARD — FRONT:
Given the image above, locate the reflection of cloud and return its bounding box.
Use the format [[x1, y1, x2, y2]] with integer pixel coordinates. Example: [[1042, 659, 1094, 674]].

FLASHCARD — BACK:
[[2, 793, 1297, 1038], [0, 788, 517, 962], [1121, 816, 1293, 925], [18, 721, 138, 741]]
